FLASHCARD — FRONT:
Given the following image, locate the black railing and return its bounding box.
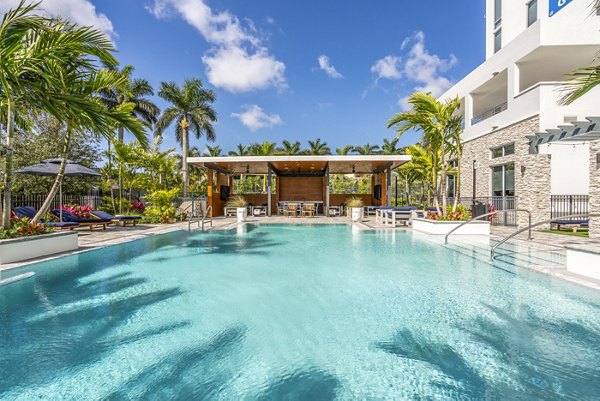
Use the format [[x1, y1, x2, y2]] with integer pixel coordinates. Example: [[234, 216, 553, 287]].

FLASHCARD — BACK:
[[434, 196, 518, 226], [551, 195, 589, 219], [1, 193, 102, 211], [471, 102, 508, 125]]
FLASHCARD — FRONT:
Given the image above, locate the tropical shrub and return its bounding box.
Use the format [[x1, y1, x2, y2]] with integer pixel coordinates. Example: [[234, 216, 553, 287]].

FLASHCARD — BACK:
[[62, 204, 94, 219], [142, 189, 179, 223], [131, 201, 145, 213], [0, 218, 54, 239], [428, 204, 471, 221]]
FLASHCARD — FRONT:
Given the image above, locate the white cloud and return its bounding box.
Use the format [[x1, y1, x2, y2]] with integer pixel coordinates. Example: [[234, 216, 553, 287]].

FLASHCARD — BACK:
[[370, 55, 402, 80], [231, 105, 282, 132], [317, 55, 344, 79], [147, 0, 286, 93], [371, 31, 458, 110], [0, 0, 115, 40]]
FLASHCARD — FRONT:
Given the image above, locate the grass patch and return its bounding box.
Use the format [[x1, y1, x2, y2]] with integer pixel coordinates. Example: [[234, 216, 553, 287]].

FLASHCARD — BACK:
[[540, 229, 589, 238]]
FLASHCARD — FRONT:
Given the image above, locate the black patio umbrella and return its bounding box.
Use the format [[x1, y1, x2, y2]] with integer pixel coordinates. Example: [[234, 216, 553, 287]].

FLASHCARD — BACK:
[[15, 159, 100, 221]]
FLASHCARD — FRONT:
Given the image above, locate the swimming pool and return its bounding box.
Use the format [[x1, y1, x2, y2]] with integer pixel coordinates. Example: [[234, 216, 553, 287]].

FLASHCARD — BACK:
[[1, 224, 599, 400]]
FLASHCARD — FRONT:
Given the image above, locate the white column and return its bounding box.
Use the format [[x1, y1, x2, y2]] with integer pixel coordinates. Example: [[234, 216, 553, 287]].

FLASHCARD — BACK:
[[267, 167, 272, 217]]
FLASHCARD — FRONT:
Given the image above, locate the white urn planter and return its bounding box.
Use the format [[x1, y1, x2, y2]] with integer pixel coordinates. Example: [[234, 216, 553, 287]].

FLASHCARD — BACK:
[[412, 218, 490, 236], [236, 207, 248, 223], [351, 207, 363, 222], [0, 231, 78, 264]]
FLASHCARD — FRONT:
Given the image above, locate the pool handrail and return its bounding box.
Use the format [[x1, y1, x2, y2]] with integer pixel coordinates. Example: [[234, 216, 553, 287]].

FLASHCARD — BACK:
[[444, 209, 532, 245], [490, 212, 598, 260]]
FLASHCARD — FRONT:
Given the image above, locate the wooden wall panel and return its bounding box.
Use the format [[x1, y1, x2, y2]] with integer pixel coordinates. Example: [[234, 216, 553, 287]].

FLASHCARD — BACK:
[[279, 176, 323, 201]]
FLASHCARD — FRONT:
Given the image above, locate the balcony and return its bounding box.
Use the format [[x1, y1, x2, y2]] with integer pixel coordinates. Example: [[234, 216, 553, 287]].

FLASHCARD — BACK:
[[471, 102, 508, 125]]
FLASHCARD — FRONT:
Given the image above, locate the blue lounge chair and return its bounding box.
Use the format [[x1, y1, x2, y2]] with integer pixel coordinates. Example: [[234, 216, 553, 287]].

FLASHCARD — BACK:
[[91, 210, 141, 226], [551, 218, 589, 232], [12, 206, 79, 230], [52, 209, 111, 231]]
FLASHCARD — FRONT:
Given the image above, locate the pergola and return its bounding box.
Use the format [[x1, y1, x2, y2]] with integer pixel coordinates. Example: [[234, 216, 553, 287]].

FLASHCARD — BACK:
[[188, 155, 412, 217]]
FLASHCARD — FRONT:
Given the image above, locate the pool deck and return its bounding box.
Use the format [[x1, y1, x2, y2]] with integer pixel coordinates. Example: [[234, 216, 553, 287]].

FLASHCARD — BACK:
[[2, 215, 600, 291]]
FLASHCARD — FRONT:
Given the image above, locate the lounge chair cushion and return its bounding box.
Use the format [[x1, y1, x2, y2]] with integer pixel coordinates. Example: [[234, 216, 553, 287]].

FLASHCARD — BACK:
[[93, 210, 141, 221], [52, 209, 111, 224], [12, 206, 37, 220]]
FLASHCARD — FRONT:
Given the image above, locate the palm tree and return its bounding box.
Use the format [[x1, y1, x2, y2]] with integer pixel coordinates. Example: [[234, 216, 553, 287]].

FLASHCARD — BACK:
[[305, 138, 331, 155], [335, 145, 355, 155], [250, 140, 278, 156], [387, 92, 462, 216], [228, 144, 250, 156], [560, 0, 600, 104], [354, 143, 380, 155], [277, 140, 302, 155], [203, 144, 222, 157], [155, 79, 217, 197], [381, 137, 402, 155], [0, 2, 146, 226]]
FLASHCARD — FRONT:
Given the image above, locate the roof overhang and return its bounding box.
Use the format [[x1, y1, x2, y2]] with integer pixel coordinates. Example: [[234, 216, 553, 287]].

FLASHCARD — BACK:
[[188, 155, 412, 175]]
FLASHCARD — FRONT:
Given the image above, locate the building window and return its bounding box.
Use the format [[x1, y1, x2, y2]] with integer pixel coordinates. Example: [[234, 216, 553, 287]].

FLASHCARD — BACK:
[[492, 163, 515, 196], [491, 143, 515, 159], [527, 0, 538, 27], [494, 29, 502, 53], [494, 0, 502, 28]]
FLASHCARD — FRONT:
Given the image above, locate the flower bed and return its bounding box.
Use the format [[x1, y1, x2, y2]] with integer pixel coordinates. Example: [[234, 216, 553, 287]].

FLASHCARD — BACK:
[[412, 218, 490, 236]]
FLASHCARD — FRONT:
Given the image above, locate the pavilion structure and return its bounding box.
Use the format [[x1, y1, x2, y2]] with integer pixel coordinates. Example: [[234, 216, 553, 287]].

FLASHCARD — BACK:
[[187, 155, 412, 217]]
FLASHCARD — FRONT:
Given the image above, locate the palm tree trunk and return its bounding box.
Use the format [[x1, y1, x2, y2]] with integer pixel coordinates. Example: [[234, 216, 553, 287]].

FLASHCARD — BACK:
[[117, 126, 124, 212], [107, 138, 117, 214], [453, 165, 461, 212], [2, 99, 15, 229], [181, 126, 189, 197], [33, 127, 72, 223], [117, 126, 124, 143]]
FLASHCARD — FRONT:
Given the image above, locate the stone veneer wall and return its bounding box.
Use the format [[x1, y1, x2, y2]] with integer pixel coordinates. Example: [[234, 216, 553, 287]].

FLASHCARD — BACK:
[[459, 116, 552, 227], [589, 141, 600, 239]]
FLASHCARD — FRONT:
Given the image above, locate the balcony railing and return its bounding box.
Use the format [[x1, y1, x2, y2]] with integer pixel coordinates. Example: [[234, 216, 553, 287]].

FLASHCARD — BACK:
[[550, 195, 589, 219], [471, 102, 508, 125]]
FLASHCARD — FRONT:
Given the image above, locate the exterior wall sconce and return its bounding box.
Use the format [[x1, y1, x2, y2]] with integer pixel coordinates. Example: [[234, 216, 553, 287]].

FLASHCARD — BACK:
[[521, 165, 526, 176], [596, 153, 600, 170], [492, 126, 499, 131]]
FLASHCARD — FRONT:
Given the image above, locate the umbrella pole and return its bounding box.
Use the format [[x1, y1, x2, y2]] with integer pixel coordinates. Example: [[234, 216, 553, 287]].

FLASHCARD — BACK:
[[59, 181, 63, 222]]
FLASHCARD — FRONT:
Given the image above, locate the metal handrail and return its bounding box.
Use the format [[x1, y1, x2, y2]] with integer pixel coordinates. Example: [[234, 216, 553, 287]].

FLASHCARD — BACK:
[[444, 209, 532, 245], [200, 206, 213, 231], [490, 213, 597, 260]]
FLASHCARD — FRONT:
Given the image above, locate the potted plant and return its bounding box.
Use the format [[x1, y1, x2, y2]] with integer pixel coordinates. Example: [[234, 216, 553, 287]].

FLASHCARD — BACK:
[[227, 195, 248, 222], [346, 196, 364, 222]]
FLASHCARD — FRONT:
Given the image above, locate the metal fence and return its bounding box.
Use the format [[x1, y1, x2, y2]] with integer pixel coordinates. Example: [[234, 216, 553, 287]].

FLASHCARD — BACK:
[[550, 195, 589, 219], [435, 196, 518, 226], [2, 193, 103, 211], [471, 102, 508, 125]]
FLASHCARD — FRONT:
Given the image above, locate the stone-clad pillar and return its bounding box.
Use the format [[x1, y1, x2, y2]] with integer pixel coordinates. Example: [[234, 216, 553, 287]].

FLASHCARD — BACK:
[[590, 141, 600, 239]]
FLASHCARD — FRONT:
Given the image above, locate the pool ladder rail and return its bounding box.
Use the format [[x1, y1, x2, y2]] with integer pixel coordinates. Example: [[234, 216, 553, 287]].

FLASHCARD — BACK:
[[188, 205, 213, 231]]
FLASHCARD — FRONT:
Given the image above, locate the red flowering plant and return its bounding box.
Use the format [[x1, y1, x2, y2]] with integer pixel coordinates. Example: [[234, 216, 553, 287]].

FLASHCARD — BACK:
[[62, 204, 94, 219], [0, 217, 54, 239], [131, 201, 145, 214]]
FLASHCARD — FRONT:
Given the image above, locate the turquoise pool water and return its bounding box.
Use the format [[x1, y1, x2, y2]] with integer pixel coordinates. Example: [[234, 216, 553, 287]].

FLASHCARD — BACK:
[[1, 224, 599, 400]]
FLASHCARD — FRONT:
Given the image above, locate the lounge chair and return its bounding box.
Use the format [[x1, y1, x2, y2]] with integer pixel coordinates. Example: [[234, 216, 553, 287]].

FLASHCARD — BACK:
[[12, 206, 80, 230], [375, 206, 394, 223], [52, 209, 111, 231], [252, 204, 267, 217], [382, 206, 418, 227], [91, 210, 141, 226], [551, 218, 589, 232], [364, 204, 381, 216]]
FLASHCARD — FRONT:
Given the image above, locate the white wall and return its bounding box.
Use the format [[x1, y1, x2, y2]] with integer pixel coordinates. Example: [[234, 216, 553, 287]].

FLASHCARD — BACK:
[[539, 142, 590, 195]]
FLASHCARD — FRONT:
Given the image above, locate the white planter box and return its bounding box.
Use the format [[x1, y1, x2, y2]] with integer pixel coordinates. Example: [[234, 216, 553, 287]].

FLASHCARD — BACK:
[[412, 218, 490, 236], [236, 207, 248, 222], [0, 231, 78, 264], [566, 245, 600, 280], [351, 207, 363, 222]]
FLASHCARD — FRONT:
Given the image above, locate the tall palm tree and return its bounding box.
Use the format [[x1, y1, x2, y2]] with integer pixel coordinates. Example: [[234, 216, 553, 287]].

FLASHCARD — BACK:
[[381, 137, 402, 155], [335, 145, 355, 155], [305, 138, 331, 155], [354, 143, 380, 155], [0, 2, 146, 226], [203, 144, 222, 157], [250, 140, 278, 156], [387, 92, 462, 216], [277, 140, 302, 155], [100, 65, 159, 142], [155, 79, 217, 197], [228, 144, 250, 156]]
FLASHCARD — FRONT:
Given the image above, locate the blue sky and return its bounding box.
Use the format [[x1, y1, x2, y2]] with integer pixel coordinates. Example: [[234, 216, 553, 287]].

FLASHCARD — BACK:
[[3, 0, 486, 154]]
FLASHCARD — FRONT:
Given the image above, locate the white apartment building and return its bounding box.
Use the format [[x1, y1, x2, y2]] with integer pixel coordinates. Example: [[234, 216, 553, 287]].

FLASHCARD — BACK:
[[439, 0, 600, 226]]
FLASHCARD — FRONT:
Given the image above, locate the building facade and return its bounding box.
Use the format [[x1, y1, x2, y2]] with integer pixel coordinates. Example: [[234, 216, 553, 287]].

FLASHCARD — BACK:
[[440, 0, 600, 229]]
